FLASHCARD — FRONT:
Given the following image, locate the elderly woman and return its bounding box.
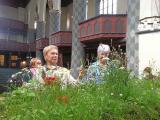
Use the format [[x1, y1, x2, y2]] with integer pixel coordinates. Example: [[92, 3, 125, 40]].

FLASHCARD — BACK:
[[85, 44, 111, 83], [38, 45, 77, 87]]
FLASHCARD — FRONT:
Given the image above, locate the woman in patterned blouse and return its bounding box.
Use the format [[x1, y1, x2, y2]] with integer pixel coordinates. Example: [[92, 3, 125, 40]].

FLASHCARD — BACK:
[[85, 44, 111, 83], [37, 45, 77, 87]]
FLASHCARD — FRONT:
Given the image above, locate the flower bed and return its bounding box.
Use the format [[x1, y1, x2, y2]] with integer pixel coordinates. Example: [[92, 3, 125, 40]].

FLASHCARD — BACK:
[[1, 69, 160, 120]]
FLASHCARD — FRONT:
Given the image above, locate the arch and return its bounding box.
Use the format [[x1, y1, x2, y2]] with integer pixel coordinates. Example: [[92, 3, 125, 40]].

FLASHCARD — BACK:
[[115, 18, 123, 33], [81, 27, 86, 36], [104, 19, 112, 33], [87, 23, 92, 34], [94, 21, 100, 33]]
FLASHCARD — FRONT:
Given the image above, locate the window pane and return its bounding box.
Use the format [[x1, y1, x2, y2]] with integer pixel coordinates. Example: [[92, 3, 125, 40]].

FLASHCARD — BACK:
[[104, 8, 108, 14], [11, 55, 18, 61], [100, 0, 104, 14], [86, 0, 88, 19], [99, 0, 117, 14], [11, 63, 17, 67], [0, 55, 5, 66], [113, 0, 117, 14], [108, 0, 112, 14]]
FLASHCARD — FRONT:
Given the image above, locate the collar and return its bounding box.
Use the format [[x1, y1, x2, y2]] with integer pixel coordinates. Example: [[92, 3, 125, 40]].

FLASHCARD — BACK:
[[45, 65, 59, 70]]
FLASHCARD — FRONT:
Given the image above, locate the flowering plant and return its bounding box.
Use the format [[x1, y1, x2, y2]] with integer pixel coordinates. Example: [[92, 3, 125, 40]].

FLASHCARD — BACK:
[[44, 75, 57, 85]]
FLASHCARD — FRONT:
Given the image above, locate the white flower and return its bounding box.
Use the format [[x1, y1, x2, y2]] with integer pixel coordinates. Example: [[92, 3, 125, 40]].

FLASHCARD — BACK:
[[111, 93, 114, 96], [119, 93, 123, 97], [119, 67, 125, 70]]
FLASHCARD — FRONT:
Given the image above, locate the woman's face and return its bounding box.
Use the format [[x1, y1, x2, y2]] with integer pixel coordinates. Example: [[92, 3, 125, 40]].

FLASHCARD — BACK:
[[35, 60, 42, 67], [98, 51, 109, 64], [45, 48, 58, 65]]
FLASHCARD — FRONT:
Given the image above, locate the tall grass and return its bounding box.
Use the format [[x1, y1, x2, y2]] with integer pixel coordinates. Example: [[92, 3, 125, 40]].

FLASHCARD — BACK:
[[1, 69, 160, 120]]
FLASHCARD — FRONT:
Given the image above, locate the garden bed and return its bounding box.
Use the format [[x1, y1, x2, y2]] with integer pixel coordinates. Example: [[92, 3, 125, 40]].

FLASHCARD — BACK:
[[1, 69, 160, 120]]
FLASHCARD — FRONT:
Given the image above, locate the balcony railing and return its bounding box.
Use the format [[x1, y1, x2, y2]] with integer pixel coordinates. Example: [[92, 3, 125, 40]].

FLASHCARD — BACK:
[[50, 31, 72, 47], [0, 17, 27, 31], [36, 38, 49, 50], [79, 14, 127, 42], [0, 39, 35, 52]]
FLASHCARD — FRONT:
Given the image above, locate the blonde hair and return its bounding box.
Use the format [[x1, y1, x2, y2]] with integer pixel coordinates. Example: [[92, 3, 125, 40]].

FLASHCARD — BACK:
[[43, 45, 58, 60], [30, 58, 41, 67]]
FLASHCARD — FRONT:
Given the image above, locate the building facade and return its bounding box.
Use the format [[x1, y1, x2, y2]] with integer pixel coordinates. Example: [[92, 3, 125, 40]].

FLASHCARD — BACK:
[[0, 0, 160, 91], [0, 0, 127, 78]]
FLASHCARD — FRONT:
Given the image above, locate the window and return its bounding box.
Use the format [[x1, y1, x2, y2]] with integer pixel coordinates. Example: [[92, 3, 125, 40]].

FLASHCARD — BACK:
[[100, 0, 117, 14], [0, 55, 4, 66], [11, 55, 18, 61], [10, 55, 18, 68], [34, 21, 37, 29], [11, 63, 17, 67], [86, 0, 88, 19]]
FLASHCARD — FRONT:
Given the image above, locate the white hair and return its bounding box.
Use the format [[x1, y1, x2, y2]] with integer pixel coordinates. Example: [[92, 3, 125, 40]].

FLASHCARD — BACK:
[[97, 44, 110, 53]]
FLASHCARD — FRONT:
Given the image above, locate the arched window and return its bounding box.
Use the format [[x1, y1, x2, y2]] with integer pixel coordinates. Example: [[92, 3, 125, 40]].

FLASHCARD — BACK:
[[100, 0, 117, 14], [34, 6, 39, 30], [34, 21, 37, 29], [86, 0, 89, 19]]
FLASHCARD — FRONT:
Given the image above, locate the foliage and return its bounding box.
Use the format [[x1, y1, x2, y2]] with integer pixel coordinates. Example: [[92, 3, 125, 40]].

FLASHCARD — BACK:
[[109, 46, 127, 68], [1, 68, 160, 120]]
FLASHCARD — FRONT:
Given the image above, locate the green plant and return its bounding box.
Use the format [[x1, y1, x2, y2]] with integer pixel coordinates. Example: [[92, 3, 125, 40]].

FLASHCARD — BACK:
[[1, 68, 160, 120]]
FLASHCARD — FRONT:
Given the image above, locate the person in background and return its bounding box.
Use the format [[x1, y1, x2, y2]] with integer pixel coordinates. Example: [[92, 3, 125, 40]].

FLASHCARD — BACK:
[[8, 58, 41, 88], [84, 44, 111, 83], [30, 58, 42, 76]]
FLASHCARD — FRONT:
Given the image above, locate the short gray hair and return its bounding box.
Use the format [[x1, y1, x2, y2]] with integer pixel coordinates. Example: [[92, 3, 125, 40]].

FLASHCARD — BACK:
[[97, 44, 110, 53]]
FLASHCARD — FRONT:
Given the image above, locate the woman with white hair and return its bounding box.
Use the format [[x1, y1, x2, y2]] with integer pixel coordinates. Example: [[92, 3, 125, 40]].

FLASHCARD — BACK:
[[38, 45, 77, 87], [85, 44, 111, 83]]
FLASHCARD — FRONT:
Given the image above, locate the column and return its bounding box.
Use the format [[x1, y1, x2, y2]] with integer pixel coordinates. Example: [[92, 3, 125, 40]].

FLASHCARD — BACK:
[[71, 0, 87, 78], [36, 21, 45, 40], [49, 10, 60, 35], [36, 21, 45, 61], [36, 50, 43, 62], [27, 28, 35, 60], [57, 53, 63, 67], [126, 0, 140, 75], [49, 0, 61, 37], [27, 29, 35, 43]]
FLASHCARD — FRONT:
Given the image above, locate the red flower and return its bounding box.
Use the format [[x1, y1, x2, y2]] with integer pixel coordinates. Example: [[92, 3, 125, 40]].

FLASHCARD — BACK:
[[44, 76, 57, 85]]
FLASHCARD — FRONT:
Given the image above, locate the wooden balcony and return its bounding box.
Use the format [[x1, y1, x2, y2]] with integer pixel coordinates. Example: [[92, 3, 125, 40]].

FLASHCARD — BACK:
[[36, 38, 49, 50], [50, 31, 72, 47], [0, 39, 35, 52], [79, 14, 127, 42]]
